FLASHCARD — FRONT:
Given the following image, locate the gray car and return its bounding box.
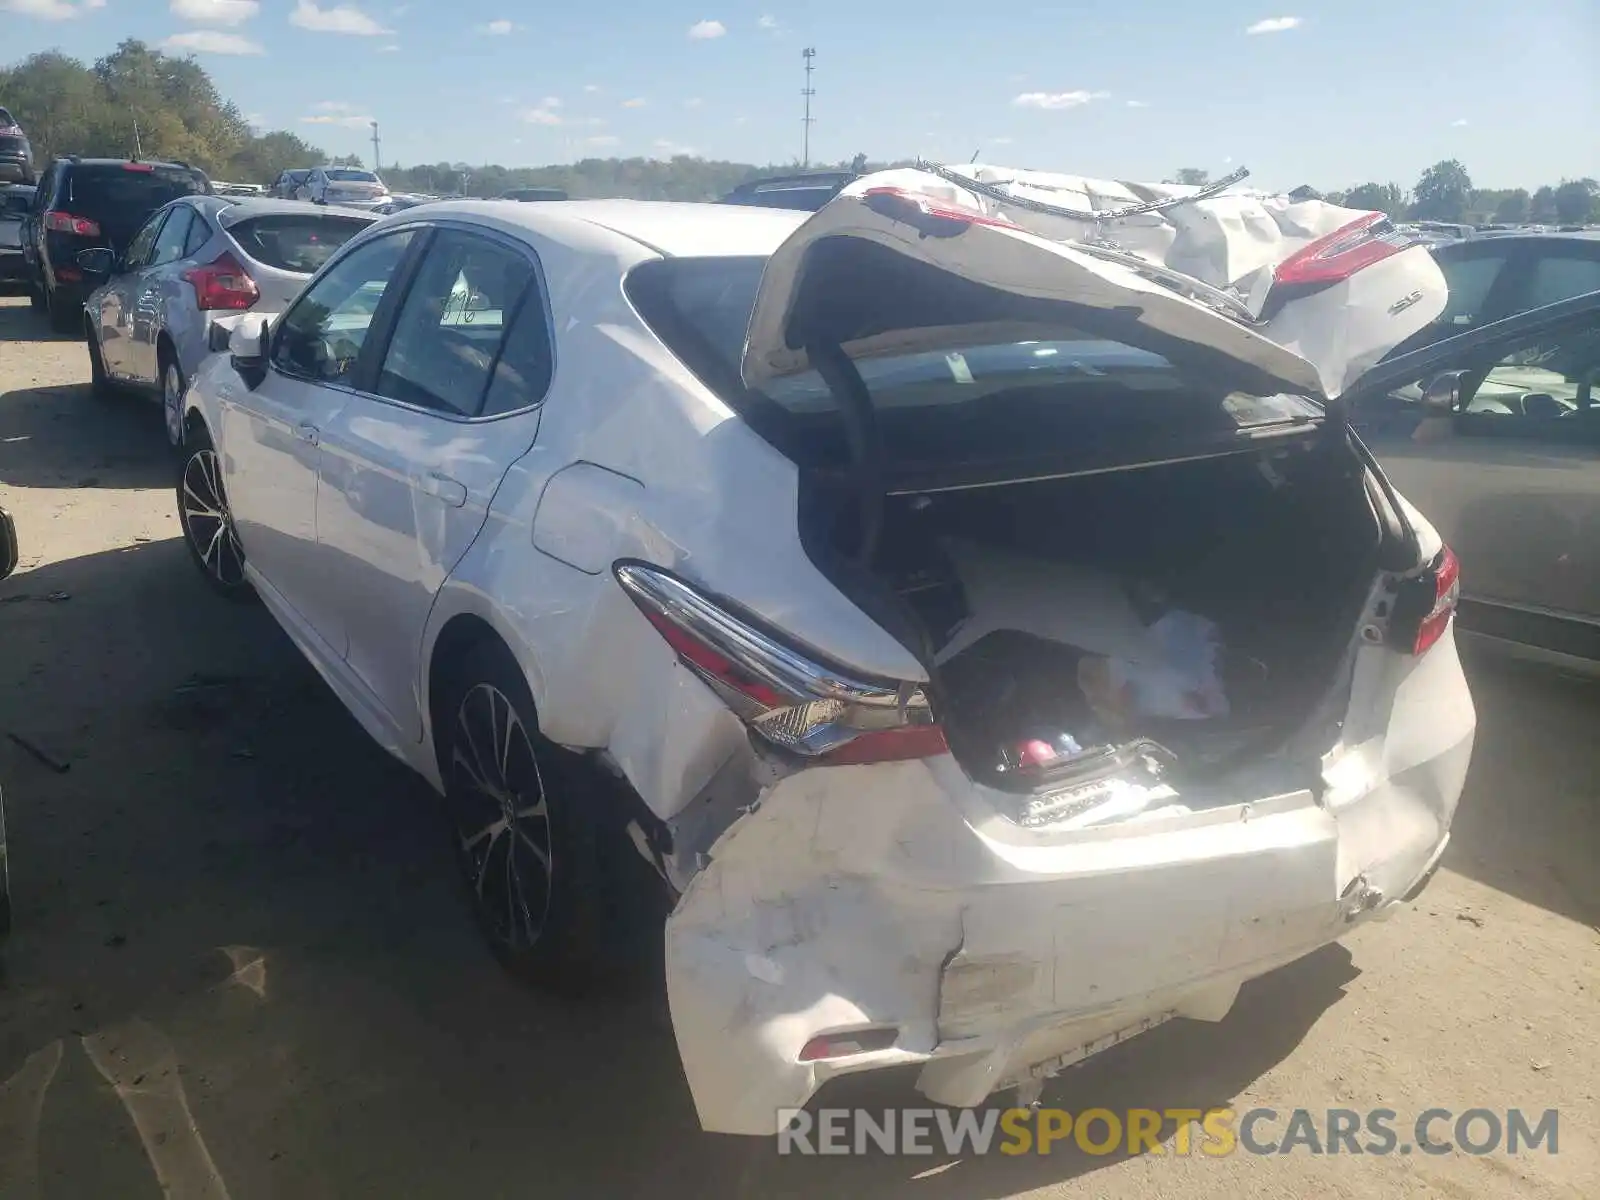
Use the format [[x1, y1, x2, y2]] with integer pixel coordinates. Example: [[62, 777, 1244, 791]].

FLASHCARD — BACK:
[[81, 196, 376, 447], [0, 184, 35, 289]]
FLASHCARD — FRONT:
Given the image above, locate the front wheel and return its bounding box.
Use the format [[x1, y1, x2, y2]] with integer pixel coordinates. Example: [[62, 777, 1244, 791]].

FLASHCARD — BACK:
[[161, 357, 187, 449], [176, 425, 254, 600]]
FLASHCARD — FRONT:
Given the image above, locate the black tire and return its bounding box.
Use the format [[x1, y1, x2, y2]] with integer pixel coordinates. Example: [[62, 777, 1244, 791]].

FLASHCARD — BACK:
[[158, 347, 186, 450], [438, 642, 663, 995], [46, 283, 77, 333], [27, 277, 44, 312], [176, 424, 255, 601]]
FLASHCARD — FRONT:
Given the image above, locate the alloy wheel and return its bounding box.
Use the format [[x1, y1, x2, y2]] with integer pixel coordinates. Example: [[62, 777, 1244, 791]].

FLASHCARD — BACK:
[[179, 448, 246, 589], [450, 682, 553, 950], [163, 363, 184, 447]]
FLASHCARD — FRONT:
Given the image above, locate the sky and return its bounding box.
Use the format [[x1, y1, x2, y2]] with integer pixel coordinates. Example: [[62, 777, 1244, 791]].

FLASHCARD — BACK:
[[2, 0, 1595, 190]]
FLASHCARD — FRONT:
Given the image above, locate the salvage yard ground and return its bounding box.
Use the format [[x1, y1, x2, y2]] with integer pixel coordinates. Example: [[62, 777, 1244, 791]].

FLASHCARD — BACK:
[[0, 293, 1596, 1199]]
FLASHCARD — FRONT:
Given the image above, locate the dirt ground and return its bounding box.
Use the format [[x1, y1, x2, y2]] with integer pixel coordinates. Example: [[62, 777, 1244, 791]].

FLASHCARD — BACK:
[[0, 292, 1596, 1199]]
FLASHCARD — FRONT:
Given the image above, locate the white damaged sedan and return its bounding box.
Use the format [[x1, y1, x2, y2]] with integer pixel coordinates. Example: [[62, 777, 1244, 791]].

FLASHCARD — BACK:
[[177, 169, 1545, 1134]]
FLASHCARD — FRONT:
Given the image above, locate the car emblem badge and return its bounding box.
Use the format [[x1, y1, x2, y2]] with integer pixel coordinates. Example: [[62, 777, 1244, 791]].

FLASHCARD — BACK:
[[1388, 290, 1424, 315]]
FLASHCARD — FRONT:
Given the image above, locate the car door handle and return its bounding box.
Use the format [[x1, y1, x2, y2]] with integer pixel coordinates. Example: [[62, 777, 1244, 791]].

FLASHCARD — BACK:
[[419, 471, 467, 508], [294, 422, 319, 446]]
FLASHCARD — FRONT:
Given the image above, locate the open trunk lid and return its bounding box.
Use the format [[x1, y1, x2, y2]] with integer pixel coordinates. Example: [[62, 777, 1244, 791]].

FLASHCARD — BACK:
[[740, 164, 1448, 409]]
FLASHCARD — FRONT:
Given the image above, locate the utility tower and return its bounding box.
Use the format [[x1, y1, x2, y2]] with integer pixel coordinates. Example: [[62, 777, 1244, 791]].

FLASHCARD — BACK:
[[370, 120, 381, 173], [801, 47, 816, 168]]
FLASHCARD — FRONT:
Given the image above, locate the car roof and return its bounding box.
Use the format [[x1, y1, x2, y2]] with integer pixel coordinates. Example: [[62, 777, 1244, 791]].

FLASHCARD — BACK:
[[56, 157, 199, 171], [405, 198, 808, 258], [214, 197, 379, 226]]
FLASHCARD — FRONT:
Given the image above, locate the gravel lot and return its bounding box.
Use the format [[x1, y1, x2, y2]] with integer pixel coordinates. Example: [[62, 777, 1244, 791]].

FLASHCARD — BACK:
[[0, 293, 1596, 1199]]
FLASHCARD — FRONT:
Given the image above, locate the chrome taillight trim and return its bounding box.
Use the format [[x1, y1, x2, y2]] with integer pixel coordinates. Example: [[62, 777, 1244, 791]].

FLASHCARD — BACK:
[[613, 562, 934, 731]]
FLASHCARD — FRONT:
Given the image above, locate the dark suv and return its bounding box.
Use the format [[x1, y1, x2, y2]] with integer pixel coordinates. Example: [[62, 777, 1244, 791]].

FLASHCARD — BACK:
[[25, 156, 211, 330], [0, 108, 33, 184], [717, 171, 858, 212]]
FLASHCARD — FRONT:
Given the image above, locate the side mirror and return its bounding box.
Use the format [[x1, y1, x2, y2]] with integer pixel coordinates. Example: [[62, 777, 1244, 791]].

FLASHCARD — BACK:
[[1420, 371, 1464, 414], [76, 246, 115, 278], [229, 317, 271, 388], [0, 507, 18, 582]]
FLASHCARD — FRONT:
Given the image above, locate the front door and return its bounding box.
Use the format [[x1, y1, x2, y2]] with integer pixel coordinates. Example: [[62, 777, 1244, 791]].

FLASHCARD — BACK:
[[220, 228, 419, 653], [96, 207, 167, 378], [314, 224, 553, 739], [125, 205, 195, 385]]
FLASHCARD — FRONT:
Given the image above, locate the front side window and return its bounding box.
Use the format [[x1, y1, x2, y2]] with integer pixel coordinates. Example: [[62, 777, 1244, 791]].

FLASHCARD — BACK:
[[148, 207, 194, 267], [373, 228, 536, 416], [1455, 330, 1600, 433], [271, 230, 415, 383], [123, 210, 168, 270], [1522, 255, 1600, 312]]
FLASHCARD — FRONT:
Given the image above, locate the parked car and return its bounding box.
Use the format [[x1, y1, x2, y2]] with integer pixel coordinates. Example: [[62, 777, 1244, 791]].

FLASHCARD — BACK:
[[0, 184, 35, 290], [718, 170, 858, 212], [80, 196, 376, 447], [372, 193, 438, 215], [23, 157, 211, 331], [0, 108, 34, 185], [1351, 230, 1600, 669], [269, 168, 312, 200], [296, 166, 390, 210], [174, 186, 1505, 1134]]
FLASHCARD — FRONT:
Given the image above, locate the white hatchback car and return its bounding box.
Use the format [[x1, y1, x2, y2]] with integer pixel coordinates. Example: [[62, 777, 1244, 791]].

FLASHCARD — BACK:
[[177, 183, 1519, 1135]]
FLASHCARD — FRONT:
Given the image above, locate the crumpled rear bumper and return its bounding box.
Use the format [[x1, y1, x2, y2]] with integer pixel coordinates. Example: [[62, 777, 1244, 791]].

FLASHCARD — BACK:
[[665, 632, 1474, 1136]]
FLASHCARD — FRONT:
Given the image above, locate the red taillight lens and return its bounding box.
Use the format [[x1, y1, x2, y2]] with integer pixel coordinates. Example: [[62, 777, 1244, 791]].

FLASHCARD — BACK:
[[1274, 211, 1414, 289], [798, 1027, 899, 1062], [614, 562, 946, 766], [183, 252, 260, 311], [43, 211, 101, 236], [122, 162, 155, 172], [862, 186, 1021, 235], [1395, 545, 1460, 656]]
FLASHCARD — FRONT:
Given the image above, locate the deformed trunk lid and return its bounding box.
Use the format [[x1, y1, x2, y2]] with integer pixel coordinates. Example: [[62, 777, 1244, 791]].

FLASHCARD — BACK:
[[740, 166, 1447, 411]]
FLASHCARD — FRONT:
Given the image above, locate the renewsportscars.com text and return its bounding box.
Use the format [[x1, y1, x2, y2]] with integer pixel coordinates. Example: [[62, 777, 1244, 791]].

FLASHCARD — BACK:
[[776, 1106, 1560, 1158]]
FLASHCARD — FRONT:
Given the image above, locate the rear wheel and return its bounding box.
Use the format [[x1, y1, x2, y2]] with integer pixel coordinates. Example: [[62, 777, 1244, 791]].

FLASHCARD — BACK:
[[176, 424, 254, 601], [160, 352, 186, 449], [438, 644, 660, 994], [27, 277, 44, 312]]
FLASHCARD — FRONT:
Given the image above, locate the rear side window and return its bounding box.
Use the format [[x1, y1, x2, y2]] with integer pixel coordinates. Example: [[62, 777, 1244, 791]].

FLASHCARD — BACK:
[[1523, 255, 1600, 311], [1436, 252, 1508, 328], [64, 165, 206, 215], [228, 214, 371, 273]]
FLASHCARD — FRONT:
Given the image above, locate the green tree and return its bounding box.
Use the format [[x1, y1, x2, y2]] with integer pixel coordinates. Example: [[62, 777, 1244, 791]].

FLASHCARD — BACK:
[[1529, 186, 1558, 223], [224, 130, 327, 185], [1491, 189, 1530, 223], [849, 152, 868, 173], [1166, 168, 1209, 186], [1410, 159, 1473, 221], [1553, 179, 1599, 224], [1342, 182, 1407, 218]]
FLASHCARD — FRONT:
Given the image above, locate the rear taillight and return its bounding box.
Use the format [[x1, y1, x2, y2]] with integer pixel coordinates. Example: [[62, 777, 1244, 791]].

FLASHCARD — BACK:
[[43, 211, 101, 236], [861, 186, 1021, 236], [183, 251, 260, 311], [614, 562, 946, 765], [1273, 211, 1414, 289], [1393, 545, 1460, 656]]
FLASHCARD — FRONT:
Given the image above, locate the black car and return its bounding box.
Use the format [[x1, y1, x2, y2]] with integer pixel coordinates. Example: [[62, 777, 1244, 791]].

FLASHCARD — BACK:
[[24, 156, 211, 331], [0, 108, 34, 185], [499, 187, 568, 202], [718, 171, 857, 213]]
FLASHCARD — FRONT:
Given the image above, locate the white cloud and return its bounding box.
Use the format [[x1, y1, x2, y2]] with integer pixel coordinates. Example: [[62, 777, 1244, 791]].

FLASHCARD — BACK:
[[1451, 117, 1469, 127], [377, 42, 398, 51], [244, 112, 266, 126], [302, 103, 376, 128], [1126, 99, 1150, 108], [170, 0, 259, 24], [757, 13, 776, 28], [583, 83, 600, 93], [289, 0, 391, 35], [521, 97, 562, 126], [991, 136, 1014, 145], [164, 29, 264, 53], [621, 97, 647, 108], [684, 97, 704, 109], [2, 0, 96, 18], [1012, 90, 1109, 110], [1245, 16, 1300, 34], [687, 18, 725, 39], [476, 17, 512, 33], [584, 134, 620, 147], [653, 138, 696, 156]]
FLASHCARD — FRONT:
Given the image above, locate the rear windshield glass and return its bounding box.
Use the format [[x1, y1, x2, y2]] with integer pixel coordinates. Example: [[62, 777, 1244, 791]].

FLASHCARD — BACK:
[[228, 213, 371, 273], [326, 170, 378, 183], [2, 189, 33, 217], [66, 165, 206, 214], [625, 256, 1321, 474]]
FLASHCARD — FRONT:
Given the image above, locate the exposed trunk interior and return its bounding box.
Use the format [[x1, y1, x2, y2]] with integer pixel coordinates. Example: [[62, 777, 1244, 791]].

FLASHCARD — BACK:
[[799, 433, 1383, 801]]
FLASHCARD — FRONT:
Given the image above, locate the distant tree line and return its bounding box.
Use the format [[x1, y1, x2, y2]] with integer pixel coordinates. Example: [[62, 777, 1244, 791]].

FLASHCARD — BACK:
[[4, 44, 1593, 222], [1168, 162, 1599, 226]]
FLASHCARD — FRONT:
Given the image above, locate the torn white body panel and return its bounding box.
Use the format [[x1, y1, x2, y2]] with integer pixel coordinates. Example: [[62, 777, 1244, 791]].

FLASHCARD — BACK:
[[666, 628, 1474, 1136]]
